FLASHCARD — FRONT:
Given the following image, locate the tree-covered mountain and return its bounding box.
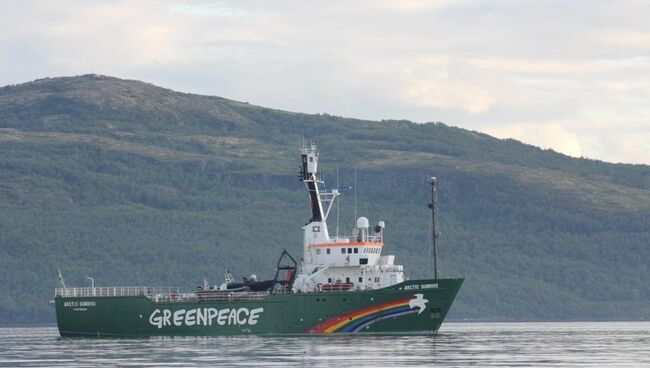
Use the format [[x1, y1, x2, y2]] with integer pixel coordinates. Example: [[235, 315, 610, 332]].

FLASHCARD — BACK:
[[0, 74, 648, 325]]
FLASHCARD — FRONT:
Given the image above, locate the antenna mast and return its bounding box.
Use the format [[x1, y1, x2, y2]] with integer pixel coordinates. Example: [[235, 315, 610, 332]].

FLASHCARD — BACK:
[[354, 166, 357, 224], [57, 268, 66, 289], [428, 177, 438, 280], [336, 163, 340, 237]]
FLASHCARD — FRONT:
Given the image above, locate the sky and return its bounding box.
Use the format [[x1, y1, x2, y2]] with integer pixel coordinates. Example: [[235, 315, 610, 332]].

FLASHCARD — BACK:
[[1, 1, 649, 164]]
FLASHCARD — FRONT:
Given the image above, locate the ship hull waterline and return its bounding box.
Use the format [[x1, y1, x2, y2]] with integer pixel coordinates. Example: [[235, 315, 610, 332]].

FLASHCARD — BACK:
[[55, 278, 463, 337]]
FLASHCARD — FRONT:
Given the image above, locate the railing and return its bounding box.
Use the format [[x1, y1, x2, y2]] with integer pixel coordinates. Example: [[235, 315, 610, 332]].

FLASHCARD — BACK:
[[55, 286, 179, 298], [319, 283, 354, 292], [54, 287, 270, 303], [152, 291, 270, 303], [364, 235, 383, 243], [328, 234, 383, 243]]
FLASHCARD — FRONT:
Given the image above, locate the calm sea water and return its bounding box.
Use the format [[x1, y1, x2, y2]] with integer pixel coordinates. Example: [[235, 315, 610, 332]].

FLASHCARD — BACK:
[[0, 322, 648, 367]]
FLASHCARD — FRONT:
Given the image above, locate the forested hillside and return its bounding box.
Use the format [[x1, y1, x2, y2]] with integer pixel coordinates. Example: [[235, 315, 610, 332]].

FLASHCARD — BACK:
[[1, 75, 648, 324]]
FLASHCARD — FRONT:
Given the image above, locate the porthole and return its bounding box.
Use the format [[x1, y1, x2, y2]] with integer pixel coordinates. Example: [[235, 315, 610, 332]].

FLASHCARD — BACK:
[[430, 308, 442, 319]]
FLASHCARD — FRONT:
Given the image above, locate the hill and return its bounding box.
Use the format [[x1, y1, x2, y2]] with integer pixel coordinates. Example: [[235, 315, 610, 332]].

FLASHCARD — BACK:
[[0, 74, 649, 324]]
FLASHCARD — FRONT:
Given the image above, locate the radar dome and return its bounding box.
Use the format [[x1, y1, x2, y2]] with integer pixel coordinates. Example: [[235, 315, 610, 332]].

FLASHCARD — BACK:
[[377, 221, 385, 228], [356, 216, 369, 229]]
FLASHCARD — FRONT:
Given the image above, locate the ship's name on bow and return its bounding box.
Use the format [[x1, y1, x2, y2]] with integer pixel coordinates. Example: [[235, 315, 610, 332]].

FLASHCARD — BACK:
[[63, 301, 96, 307], [404, 283, 438, 290], [148, 307, 264, 329]]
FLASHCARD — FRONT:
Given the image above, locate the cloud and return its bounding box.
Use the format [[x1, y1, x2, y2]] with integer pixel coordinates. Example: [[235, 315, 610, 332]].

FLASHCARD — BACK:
[[469, 58, 608, 75], [170, 3, 247, 18], [484, 123, 584, 158], [400, 78, 495, 114], [596, 30, 650, 49], [607, 134, 650, 164], [0, 0, 649, 164]]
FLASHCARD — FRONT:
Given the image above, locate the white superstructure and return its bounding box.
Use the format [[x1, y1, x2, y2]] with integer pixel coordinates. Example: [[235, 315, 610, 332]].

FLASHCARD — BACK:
[[292, 141, 405, 293]]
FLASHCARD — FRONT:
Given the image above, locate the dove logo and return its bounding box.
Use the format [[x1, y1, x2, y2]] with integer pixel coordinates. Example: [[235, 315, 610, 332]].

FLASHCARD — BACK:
[[408, 294, 429, 315]]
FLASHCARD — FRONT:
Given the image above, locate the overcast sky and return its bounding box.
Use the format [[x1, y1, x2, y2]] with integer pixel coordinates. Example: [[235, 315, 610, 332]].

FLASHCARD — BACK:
[[2, 1, 649, 164]]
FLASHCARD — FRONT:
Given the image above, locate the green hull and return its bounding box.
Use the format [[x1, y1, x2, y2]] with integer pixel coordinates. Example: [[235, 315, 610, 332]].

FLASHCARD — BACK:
[[55, 278, 463, 337]]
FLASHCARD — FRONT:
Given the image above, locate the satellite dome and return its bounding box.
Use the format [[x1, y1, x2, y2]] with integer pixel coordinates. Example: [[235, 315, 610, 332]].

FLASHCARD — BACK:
[[356, 216, 369, 229], [377, 221, 385, 228]]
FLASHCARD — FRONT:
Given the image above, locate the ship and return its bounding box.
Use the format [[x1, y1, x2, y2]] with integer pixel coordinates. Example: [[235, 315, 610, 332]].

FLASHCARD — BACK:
[[54, 142, 464, 336]]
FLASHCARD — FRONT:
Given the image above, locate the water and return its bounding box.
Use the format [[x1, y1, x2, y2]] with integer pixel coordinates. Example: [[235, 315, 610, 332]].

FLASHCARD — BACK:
[[1, 322, 648, 367]]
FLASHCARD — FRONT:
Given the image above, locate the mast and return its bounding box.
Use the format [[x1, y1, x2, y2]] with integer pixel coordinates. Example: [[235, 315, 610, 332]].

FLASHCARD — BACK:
[[336, 163, 340, 237], [428, 177, 438, 280], [300, 140, 325, 223], [299, 141, 339, 260], [354, 166, 357, 225], [57, 268, 66, 289]]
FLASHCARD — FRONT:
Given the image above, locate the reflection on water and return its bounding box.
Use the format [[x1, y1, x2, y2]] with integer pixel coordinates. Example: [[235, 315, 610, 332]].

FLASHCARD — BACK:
[[0, 322, 648, 367]]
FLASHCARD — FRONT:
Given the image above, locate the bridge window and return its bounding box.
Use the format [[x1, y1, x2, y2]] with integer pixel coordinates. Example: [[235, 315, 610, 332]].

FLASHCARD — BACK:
[[326, 248, 331, 254], [359, 258, 368, 265], [316, 249, 321, 255], [341, 248, 346, 254], [354, 248, 358, 253], [347, 248, 352, 254]]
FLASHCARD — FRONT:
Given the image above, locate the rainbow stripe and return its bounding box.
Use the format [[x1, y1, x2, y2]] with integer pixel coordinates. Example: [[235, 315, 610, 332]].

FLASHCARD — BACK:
[[307, 296, 419, 333]]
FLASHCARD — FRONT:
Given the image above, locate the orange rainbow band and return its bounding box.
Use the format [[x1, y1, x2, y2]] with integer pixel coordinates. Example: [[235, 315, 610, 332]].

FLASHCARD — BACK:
[[308, 296, 415, 333]]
